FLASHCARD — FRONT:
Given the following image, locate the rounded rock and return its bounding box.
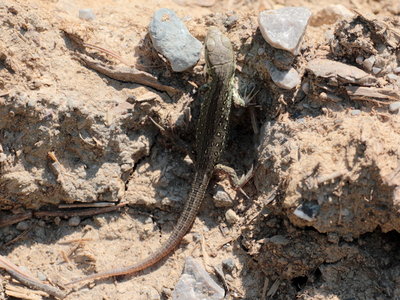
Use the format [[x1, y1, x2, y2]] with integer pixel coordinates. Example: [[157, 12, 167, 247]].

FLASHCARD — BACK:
[[258, 7, 312, 55], [149, 8, 202, 72], [68, 216, 81, 227], [225, 209, 239, 225], [389, 102, 400, 113]]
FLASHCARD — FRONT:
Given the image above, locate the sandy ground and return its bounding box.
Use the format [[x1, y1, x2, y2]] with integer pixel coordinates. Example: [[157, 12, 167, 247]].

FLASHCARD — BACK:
[[1, 0, 400, 299]]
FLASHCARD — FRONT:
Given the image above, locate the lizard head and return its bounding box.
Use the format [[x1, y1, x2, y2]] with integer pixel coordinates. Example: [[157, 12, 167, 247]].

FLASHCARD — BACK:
[[204, 27, 235, 80]]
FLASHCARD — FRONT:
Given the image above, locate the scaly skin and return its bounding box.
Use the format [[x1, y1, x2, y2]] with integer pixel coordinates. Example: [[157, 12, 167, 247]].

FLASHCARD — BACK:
[[66, 27, 235, 286]]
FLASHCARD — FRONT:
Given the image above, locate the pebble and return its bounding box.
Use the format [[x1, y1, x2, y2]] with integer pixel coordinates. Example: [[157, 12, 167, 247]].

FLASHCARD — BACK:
[[265, 61, 300, 90], [222, 258, 235, 272], [68, 216, 81, 226], [372, 67, 381, 74], [310, 4, 354, 26], [213, 189, 233, 207], [16, 221, 29, 231], [79, 9, 95, 21], [389, 102, 400, 113], [224, 14, 238, 28], [394, 67, 400, 74], [293, 202, 320, 221], [54, 216, 61, 225], [258, 7, 312, 55], [363, 55, 376, 72], [355, 56, 364, 65], [387, 73, 399, 81], [350, 109, 361, 116], [225, 209, 239, 225], [149, 8, 202, 72], [172, 257, 224, 300], [37, 272, 47, 281]]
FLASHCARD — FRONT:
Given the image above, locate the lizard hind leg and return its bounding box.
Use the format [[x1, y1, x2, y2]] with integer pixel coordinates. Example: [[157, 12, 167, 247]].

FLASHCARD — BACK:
[[214, 164, 254, 199]]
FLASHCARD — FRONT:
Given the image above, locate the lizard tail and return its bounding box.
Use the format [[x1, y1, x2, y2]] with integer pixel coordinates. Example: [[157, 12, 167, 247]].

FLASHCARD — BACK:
[[66, 171, 210, 286]]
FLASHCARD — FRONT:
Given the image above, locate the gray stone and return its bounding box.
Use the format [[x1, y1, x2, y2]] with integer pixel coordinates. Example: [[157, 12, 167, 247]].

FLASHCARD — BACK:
[[225, 209, 239, 225], [265, 61, 300, 90], [258, 7, 311, 55], [16, 221, 29, 231], [37, 272, 47, 281], [355, 56, 364, 65], [350, 109, 361, 116], [306, 58, 377, 86], [172, 257, 224, 300], [372, 67, 381, 74], [363, 55, 376, 72], [213, 189, 233, 207], [79, 9, 95, 21], [389, 102, 400, 113], [394, 67, 400, 74], [68, 216, 81, 226], [387, 73, 399, 81], [149, 8, 202, 72]]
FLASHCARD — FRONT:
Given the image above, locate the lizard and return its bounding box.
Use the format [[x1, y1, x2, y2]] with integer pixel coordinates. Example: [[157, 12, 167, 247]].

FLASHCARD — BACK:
[[66, 26, 236, 286]]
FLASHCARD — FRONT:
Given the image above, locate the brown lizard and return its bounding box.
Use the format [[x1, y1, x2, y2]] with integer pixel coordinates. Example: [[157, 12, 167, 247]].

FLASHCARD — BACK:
[[66, 26, 236, 286]]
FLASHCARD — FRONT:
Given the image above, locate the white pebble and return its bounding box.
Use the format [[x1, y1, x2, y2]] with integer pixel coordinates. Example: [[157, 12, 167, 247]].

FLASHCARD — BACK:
[[389, 102, 400, 113], [225, 209, 239, 225], [372, 67, 381, 74], [363, 56, 376, 72], [355, 56, 364, 65], [79, 9, 95, 21]]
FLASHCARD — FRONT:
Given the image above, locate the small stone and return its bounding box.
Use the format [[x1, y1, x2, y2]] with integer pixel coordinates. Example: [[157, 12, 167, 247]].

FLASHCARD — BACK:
[[213, 189, 233, 207], [38, 220, 46, 227], [363, 55, 376, 72], [222, 258, 235, 272], [54, 217, 61, 225], [68, 216, 81, 226], [16, 221, 29, 231], [372, 67, 381, 74], [37, 272, 47, 281], [387, 73, 399, 81], [350, 109, 361, 116], [258, 7, 312, 55], [172, 257, 224, 300], [394, 67, 400, 74], [225, 209, 239, 225], [301, 82, 310, 94], [389, 102, 400, 113], [355, 56, 364, 65], [149, 8, 202, 72], [310, 4, 354, 26], [224, 14, 238, 27], [265, 61, 300, 89], [79, 9, 95, 21]]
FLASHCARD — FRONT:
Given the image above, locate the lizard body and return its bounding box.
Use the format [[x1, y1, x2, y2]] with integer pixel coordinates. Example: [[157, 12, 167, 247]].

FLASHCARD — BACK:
[[66, 27, 235, 285]]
